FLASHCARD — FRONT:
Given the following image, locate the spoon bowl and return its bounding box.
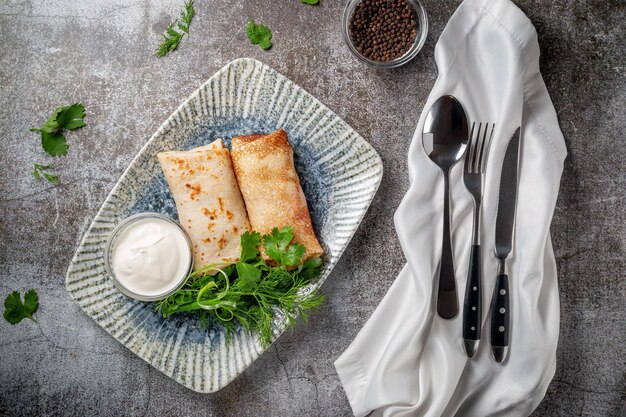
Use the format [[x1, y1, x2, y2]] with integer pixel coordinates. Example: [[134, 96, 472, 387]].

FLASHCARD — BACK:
[[423, 95, 469, 167], [422, 95, 469, 319]]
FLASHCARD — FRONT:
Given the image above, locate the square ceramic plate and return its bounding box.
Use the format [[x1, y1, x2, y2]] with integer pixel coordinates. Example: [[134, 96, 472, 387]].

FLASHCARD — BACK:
[[66, 58, 383, 393]]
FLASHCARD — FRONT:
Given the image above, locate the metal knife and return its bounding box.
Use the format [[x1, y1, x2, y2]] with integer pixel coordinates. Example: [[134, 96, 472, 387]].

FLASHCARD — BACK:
[[490, 127, 521, 363]]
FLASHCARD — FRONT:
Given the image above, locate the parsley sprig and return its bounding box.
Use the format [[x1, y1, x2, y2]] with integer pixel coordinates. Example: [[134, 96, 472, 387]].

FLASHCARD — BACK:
[[155, 0, 196, 57], [29, 103, 86, 185], [30, 103, 86, 157], [246, 19, 273, 50], [3, 290, 39, 324], [33, 163, 59, 185], [156, 226, 324, 347]]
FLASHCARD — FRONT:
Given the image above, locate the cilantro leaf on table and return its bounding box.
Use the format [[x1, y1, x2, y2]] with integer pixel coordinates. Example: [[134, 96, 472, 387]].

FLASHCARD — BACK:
[[30, 103, 86, 157], [262, 226, 306, 266], [3, 290, 39, 324], [30, 103, 86, 134], [53, 103, 86, 130], [33, 163, 59, 185], [301, 0, 320, 4], [155, 0, 195, 57], [246, 19, 273, 50], [40, 131, 69, 157]]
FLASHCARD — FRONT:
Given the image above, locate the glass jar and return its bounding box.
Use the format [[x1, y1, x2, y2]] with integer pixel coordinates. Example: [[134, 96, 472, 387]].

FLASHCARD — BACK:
[[103, 212, 194, 301], [342, 0, 429, 68]]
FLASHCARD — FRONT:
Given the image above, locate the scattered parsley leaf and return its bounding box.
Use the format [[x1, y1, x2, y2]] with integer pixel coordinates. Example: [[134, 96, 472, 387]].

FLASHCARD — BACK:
[[40, 131, 69, 157], [240, 231, 261, 262], [33, 163, 59, 185], [30, 103, 86, 157], [31, 103, 86, 134], [246, 19, 273, 50], [155, 0, 195, 57], [3, 290, 39, 324], [301, 0, 320, 4], [54, 103, 86, 130]]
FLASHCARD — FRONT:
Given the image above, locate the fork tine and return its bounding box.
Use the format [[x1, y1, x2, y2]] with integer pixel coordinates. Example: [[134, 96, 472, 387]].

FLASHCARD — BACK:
[[466, 122, 477, 173], [474, 122, 488, 173], [479, 123, 495, 174], [472, 122, 484, 173], [465, 122, 482, 174]]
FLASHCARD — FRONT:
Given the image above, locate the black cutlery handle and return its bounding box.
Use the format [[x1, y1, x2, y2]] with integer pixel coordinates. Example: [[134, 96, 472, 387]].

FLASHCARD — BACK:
[[463, 245, 482, 342], [438, 173, 458, 319], [490, 274, 510, 362]]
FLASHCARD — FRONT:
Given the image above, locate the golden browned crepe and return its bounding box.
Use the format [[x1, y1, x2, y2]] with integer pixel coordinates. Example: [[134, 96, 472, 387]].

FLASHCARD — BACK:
[[231, 129, 323, 263], [157, 139, 250, 270]]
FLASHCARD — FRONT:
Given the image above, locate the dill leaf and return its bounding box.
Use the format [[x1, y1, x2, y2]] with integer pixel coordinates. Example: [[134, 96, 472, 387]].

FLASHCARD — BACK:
[[156, 226, 324, 347], [178, 0, 195, 34], [155, 0, 195, 57]]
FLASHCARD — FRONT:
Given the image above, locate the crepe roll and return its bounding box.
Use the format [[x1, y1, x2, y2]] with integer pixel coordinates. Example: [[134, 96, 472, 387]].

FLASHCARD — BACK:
[[158, 139, 250, 270], [231, 129, 323, 263]]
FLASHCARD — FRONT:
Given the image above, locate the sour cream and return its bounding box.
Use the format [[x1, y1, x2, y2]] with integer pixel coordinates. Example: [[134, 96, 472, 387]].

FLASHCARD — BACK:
[[108, 215, 192, 299]]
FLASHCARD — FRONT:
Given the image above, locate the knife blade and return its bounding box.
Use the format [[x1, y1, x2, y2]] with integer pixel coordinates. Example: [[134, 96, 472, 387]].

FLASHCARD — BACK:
[[494, 128, 521, 260], [490, 127, 521, 362]]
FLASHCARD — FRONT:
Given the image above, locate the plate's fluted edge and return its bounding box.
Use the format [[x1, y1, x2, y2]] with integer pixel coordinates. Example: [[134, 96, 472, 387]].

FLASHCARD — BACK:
[[65, 57, 384, 393]]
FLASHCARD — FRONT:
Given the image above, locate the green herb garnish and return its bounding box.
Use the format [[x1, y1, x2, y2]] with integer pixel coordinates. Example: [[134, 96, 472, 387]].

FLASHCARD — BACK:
[[263, 227, 306, 266], [246, 19, 273, 50], [155, 0, 195, 57], [156, 227, 324, 347], [30, 103, 86, 157], [33, 163, 59, 185], [3, 290, 39, 324], [301, 0, 320, 4]]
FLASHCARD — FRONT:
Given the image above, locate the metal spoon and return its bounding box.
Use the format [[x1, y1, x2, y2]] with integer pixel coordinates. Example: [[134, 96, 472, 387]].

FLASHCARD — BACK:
[[422, 95, 469, 319]]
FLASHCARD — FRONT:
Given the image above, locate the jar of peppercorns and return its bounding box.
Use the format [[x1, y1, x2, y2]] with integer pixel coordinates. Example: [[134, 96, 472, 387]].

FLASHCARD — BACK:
[[342, 0, 428, 68]]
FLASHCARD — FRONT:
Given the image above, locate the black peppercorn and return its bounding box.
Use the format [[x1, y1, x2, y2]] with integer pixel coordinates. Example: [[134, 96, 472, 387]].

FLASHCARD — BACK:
[[349, 0, 418, 62]]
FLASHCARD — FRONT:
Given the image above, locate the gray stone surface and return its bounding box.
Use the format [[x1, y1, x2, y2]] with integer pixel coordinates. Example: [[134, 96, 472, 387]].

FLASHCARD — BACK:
[[0, 0, 624, 416]]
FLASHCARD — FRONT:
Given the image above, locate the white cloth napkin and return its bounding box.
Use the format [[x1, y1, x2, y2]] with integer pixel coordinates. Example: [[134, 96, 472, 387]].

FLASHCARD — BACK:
[[334, 0, 567, 415]]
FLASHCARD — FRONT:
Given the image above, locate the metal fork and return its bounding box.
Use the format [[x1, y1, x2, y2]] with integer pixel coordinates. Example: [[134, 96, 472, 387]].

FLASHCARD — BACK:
[[462, 122, 494, 358]]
